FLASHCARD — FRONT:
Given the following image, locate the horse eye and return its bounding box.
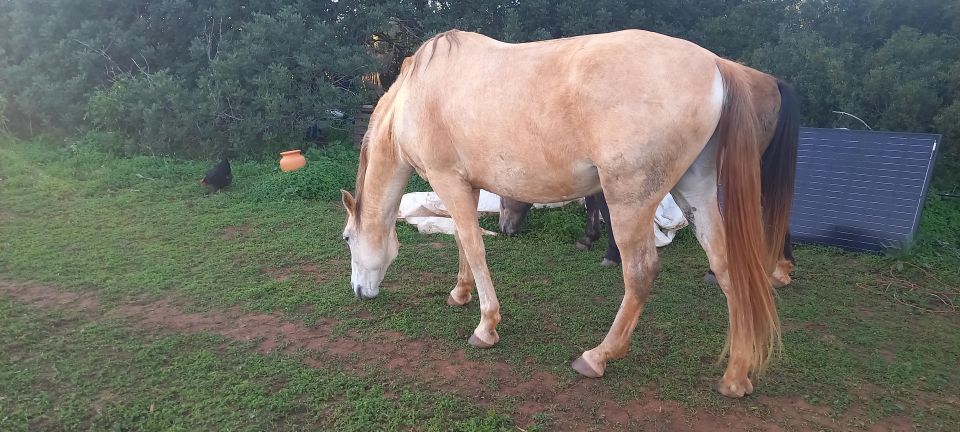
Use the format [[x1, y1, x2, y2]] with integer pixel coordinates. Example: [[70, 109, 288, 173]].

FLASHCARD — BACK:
[[343, 236, 350, 242]]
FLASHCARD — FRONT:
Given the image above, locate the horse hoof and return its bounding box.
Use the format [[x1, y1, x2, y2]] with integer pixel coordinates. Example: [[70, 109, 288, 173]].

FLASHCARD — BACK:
[[571, 355, 604, 378], [575, 241, 593, 251], [771, 259, 796, 288], [468, 331, 498, 348], [600, 258, 620, 268], [771, 274, 791, 289], [703, 271, 718, 285], [717, 376, 753, 398], [446, 293, 472, 306]]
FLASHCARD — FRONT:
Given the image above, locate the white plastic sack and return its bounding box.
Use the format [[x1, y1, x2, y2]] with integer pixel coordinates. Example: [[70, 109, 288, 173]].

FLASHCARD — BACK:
[[397, 190, 501, 236], [404, 217, 498, 236], [652, 193, 687, 247], [396, 190, 687, 246], [398, 190, 502, 219]]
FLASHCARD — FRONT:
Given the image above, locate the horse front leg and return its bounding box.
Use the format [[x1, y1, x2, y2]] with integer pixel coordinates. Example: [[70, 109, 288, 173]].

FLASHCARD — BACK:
[[431, 179, 501, 347], [447, 228, 475, 306], [573, 195, 659, 377]]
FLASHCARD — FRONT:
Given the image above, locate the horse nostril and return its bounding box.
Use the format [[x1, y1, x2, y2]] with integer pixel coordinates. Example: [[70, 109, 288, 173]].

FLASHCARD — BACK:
[[353, 284, 362, 298]]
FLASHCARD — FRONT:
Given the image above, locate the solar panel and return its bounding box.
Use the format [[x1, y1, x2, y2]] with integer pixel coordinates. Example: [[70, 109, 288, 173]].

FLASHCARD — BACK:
[[790, 127, 941, 251]]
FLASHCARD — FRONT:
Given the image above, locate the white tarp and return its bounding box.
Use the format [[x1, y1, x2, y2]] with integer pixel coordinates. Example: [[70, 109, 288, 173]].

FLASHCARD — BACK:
[[397, 190, 687, 246]]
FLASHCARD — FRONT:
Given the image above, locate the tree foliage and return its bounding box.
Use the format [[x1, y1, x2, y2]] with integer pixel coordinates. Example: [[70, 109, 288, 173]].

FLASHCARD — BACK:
[[1, 0, 958, 185]]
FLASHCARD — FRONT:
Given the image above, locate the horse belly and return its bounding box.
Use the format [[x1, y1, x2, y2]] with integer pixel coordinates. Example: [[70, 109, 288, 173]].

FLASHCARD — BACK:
[[469, 157, 601, 204]]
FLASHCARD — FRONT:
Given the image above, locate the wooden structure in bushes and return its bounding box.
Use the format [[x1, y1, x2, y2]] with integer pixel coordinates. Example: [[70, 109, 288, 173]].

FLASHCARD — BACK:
[[354, 105, 375, 147]]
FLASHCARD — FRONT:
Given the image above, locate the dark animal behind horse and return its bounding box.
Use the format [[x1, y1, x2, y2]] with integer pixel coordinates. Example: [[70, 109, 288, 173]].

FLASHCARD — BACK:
[[499, 193, 621, 266]]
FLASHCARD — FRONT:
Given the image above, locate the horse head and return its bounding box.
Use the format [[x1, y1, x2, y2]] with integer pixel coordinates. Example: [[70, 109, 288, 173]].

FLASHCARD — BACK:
[[341, 189, 399, 299], [498, 197, 533, 235]]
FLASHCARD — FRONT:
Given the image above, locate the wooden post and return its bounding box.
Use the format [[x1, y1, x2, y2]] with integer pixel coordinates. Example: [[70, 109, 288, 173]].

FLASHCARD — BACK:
[[354, 105, 375, 148]]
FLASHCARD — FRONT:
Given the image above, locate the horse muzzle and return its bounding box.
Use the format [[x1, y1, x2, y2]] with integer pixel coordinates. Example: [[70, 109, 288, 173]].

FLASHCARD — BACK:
[[353, 283, 379, 300], [498, 219, 523, 236]]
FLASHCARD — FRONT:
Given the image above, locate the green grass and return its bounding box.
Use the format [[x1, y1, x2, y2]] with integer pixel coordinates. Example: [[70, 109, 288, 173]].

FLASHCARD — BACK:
[[0, 299, 511, 431], [1, 138, 959, 430]]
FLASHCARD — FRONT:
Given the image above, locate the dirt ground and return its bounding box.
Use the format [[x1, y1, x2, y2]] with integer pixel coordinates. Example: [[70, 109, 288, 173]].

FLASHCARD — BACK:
[[0, 280, 917, 431]]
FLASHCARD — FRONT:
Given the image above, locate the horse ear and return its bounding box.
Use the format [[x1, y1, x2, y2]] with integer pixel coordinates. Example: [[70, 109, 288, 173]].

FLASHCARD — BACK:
[[341, 189, 356, 216], [400, 56, 414, 72]]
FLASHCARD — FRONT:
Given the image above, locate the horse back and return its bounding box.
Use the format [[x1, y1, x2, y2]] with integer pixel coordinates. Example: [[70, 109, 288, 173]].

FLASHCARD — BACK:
[[389, 30, 773, 203]]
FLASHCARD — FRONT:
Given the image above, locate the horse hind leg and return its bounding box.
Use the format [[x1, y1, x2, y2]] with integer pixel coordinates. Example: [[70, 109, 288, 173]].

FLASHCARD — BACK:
[[703, 234, 794, 288], [572, 185, 660, 378], [672, 171, 754, 398], [770, 231, 795, 288]]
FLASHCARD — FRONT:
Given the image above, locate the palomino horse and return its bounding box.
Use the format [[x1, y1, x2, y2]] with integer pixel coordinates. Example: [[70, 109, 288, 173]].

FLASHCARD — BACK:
[[340, 29, 799, 397], [500, 194, 797, 287]]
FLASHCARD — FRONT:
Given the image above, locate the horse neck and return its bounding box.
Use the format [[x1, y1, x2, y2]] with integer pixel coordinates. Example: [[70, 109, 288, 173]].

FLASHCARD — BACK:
[[358, 144, 411, 229]]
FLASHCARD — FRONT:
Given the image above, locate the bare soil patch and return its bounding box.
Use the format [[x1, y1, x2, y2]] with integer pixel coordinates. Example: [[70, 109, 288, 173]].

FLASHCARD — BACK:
[[221, 224, 254, 240], [261, 260, 348, 284]]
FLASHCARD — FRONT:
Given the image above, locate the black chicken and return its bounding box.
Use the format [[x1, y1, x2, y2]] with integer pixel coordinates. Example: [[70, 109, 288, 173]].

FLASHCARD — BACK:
[[200, 159, 232, 191]]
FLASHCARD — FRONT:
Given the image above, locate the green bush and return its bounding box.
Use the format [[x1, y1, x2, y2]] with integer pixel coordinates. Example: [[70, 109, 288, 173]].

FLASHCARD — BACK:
[[911, 192, 960, 274], [0, 94, 8, 135], [241, 142, 434, 203], [0, 0, 958, 183], [243, 144, 360, 202], [88, 71, 205, 156], [1, 1, 377, 158]]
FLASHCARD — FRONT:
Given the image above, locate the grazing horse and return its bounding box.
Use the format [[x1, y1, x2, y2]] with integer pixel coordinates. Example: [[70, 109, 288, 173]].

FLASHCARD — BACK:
[[499, 193, 622, 266], [340, 29, 799, 397], [501, 194, 797, 286]]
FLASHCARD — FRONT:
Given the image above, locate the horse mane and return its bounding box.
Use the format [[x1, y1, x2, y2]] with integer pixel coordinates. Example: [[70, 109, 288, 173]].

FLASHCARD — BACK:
[[353, 93, 398, 224], [353, 138, 370, 222], [353, 31, 461, 223], [409, 30, 461, 75]]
